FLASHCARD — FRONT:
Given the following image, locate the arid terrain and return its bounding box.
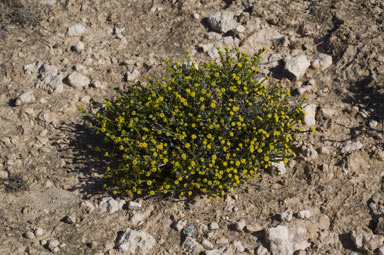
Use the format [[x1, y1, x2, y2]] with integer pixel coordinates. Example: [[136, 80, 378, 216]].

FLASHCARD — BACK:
[[0, 0, 384, 254]]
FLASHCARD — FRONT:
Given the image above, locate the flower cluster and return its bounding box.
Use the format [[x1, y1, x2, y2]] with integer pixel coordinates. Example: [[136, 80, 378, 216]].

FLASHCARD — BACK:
[[83, 47, 307, 199]]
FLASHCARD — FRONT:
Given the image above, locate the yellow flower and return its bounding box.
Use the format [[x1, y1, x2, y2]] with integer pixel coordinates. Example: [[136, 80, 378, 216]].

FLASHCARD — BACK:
[[185, 143, 191, 149]]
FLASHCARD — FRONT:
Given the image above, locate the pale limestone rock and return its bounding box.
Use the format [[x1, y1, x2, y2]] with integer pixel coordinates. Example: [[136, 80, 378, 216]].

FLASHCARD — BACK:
[[116, 228, 156, 254], [284, 54, 311, 81]]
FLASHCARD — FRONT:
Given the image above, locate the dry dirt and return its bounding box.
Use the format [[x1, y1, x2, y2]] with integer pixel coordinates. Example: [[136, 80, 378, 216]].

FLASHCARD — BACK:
[[0, 0, 384, 254]]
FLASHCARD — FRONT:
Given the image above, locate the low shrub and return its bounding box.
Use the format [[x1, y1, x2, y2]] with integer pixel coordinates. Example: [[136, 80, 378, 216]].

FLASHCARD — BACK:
[[82, 47, 310, 199]]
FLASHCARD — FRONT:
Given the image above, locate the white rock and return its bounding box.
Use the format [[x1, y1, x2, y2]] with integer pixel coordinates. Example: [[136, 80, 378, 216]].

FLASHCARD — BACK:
[[256, 245, 271, 255], [0, 170, 9, 179], [24, 62, 42, 74], [47, 239, 60, 249], [311, 53, 332, 71], [280, 211, 293, 221], [80, 95, 91, 104], [265, 225, 310, 255], [209, 222, 219, 230], [16, 91, 36, 105], [206, 32, 223, 41], [36, 64, 63, 94], [99, 197, 125, 214], [73, 41, 85, 52], [369, 120, 378, 128], [297, 210, 311, 219], [301, 143, 318, 160], [216, 237, 229, 245], [175, 219, 188, 231], [320, 147, 330, 155], [24, 231, 35, 239], [67, 24, 86, 36], [40, 0, 56, 4], [182, 237, 203, 253], [232, 240, 245, 252], [241, 27, 283, 56], [235, 25, 246, 33], [303, 104, 317, 126], [202, 239, 214, 249], [341, 141, 363, 153], [81, 200, 95, 212], [130, 206, 153, 225], [34, 227, 44, 237], [125, 68, 140, 82], [320, 108, 335, 118], [66, 72, 90, 88], [208, 11, 238, 33], [205, 247, 230, 255], [235, 220, 246, 232], [271, 161, 286, 175], [350, 229, 384, 252], [128, 201, 142, 210], [284, 54, 311, 80], [116, 228, 156, 254]]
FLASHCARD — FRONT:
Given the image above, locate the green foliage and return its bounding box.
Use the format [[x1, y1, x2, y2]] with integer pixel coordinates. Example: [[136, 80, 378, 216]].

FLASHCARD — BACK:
[[82, 47, 308, 199]]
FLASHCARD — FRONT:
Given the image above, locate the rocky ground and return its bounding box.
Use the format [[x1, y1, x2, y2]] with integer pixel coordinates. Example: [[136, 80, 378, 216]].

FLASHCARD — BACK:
[[0, 0, 384, 254]]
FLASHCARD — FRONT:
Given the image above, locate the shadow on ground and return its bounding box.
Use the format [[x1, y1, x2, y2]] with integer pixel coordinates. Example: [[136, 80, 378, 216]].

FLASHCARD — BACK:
[[342, 73, 384, 148]]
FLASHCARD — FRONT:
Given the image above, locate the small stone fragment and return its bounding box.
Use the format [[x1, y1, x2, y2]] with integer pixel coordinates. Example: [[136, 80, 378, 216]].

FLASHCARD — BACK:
[[209, 222, 219, 230], [311, 53, 332, 71], [67, 24, 86, 36], [280, 211, 293, 222], [24, 231, 35, 239], [175, 219, 188, 231], [320, 108, 335, 118], [73, 41, 85, 52], [62, 214, 76, 224], [265, 225, 310, 255], [232, 240, 245, 252], [298, 210, 311, 219], [378, 246, 384, 255], [341, 141, 363, 154], [81, 200, 95, 212], [205, 247, 229, 255], [256, 245, 271, 255], [47, 239, 60, 250], [16, 91, 36, 106], [34, 227, 44, 237], [284, 54, 311, 80], [182, 237, 203, 253], [202, 239, 214, 249], [216, 237, 229, 245], [99, 197, 125, 214], [235, 220, 246, 232], [369, 120, 378, 128], [350, 229, 384, 252], [116, 228, 156, 254], [303, 104, 317, 126], [40, 0, 56, 5], [0, 170, 8, 179], [125, 68, 140, 82], [65, 72, 90, 88], [128, 201, 142, 210], [36, 64, 63, 94], [271, 161, 286, 175], [208, 11, 238, 33]]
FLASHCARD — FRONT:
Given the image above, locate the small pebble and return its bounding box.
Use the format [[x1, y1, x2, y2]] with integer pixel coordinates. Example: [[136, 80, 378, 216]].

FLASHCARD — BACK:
[[216, 237, 229, 245], [175, 219, 187, 232], [235, 220, 246, 232], [202, 239, 214, 249], [369, 120, 378, 128], [128, 201, 142, 210], [298, 210, 311, 219], [73, 41, 85, 52], [47, 239, 60, 249], [209, 222, 219, 230], [24, 231, 35, 239], [34, 227, 44, 237]]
